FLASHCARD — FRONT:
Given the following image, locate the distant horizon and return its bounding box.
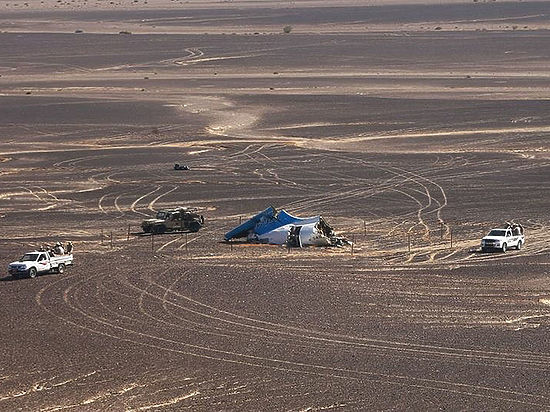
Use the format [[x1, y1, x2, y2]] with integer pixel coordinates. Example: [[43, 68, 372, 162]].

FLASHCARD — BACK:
[[2, 0, 550, 12]]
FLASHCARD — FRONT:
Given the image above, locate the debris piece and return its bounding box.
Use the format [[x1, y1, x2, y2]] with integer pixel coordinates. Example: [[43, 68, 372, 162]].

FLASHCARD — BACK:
[[224, 207, 348, 247]]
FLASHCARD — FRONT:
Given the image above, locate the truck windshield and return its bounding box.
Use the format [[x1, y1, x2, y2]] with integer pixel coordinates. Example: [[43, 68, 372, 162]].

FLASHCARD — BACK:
[[156, 212, 167, 219], [21, 253, 39, 261], [488, 230, 506, 237]]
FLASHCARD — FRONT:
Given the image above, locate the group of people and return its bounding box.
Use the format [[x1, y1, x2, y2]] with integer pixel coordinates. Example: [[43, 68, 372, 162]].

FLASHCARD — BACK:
[[39, 241, 73, 256], [506, 222, 524, 236]]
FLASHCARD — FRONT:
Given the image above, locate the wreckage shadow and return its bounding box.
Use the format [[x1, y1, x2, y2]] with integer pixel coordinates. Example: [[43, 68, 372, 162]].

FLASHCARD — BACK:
[[219, 240, 256, 245], [0, 275, 17, 282]]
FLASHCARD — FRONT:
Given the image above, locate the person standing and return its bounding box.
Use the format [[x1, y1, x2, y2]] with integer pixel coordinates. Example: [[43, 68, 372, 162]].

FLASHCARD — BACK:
[[54, 242, 64, 255]]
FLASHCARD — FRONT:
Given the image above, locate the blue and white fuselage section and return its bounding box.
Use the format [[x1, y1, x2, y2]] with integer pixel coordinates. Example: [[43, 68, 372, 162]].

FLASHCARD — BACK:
[[224, 207, 337, 247]]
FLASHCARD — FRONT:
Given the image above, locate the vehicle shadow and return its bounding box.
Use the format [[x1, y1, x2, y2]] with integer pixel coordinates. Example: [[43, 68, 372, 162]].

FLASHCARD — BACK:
[[469, 248, 510, 254], [0, 271, 62, 281], [135, 230, 196, 237]]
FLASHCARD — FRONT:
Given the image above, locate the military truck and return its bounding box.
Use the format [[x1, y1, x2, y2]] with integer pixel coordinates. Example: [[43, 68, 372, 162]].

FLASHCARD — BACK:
[[141, 207, 204, 234]]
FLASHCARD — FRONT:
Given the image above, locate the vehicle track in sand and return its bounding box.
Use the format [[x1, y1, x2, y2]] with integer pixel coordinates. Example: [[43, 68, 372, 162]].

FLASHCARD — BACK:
[[2, 19, 550, 410], [30, 263, 550, 409]]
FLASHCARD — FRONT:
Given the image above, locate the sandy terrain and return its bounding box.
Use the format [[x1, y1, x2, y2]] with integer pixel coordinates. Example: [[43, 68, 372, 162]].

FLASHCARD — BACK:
[[1, 1, 550, 410]]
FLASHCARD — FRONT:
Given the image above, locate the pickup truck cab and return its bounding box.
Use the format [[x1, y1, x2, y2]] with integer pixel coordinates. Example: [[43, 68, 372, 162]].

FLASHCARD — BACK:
[[481, 227, 524, 252], [8, 251, 73, 279]]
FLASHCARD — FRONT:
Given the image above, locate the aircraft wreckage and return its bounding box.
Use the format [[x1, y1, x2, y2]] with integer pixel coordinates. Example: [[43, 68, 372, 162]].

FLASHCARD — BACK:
[[224, 206, 348, 247]]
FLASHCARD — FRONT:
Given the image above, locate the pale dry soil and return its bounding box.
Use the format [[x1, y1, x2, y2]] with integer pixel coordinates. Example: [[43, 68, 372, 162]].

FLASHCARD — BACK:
[[1, 2, 550, 411]]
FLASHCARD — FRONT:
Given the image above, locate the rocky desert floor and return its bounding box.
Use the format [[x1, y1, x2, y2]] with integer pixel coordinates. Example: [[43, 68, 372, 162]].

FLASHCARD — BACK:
[[1, 1, 550, 410]]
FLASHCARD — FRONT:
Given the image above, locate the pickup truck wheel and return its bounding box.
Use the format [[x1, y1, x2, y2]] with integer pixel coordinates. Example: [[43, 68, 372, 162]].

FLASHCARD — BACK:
[[28, 267, 37, 278], [516, 241, 522, 250], [501, 243, 507, 253], [189, 221, 201, 233], [153, 225, 166, 234], [481, 247, 488, 253], [57, 263, 65, 274]]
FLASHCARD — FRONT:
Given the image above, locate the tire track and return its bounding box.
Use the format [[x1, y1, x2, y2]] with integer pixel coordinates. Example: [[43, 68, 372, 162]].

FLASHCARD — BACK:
[[147, 186, 178, 212], [31, 270, 550, 408]]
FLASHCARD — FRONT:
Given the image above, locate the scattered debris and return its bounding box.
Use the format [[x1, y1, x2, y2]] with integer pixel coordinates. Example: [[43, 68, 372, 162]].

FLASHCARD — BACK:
[[224, 206, 348, 247]]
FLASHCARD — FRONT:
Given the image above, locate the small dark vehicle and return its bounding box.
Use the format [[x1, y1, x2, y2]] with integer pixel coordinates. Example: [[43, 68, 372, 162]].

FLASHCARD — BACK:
[[174, 163, 190, 170], [142, 207, 204, 234]]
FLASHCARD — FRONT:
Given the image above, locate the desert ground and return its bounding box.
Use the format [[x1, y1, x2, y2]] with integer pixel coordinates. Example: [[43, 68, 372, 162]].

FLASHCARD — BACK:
[[1, 1, 550, 410]]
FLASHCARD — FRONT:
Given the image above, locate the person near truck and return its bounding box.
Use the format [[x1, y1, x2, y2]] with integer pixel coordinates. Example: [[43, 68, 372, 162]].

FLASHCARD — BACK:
[[54, 242, 64, 255]]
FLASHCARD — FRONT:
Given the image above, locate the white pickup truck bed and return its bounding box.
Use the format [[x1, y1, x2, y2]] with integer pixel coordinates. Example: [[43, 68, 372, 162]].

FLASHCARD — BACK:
[[8, 251, 73, 278], [481, 227, 524, 252]]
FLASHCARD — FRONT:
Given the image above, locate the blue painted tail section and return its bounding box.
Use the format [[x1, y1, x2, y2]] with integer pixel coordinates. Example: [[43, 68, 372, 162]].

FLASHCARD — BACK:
[[254, 209, 319, 235], [224, 206, 277, 240]]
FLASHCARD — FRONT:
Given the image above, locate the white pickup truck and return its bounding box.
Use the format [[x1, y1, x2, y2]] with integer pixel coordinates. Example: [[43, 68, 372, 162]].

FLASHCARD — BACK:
[[481, 226, 525, 252], [8, 251, 73, 279]]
